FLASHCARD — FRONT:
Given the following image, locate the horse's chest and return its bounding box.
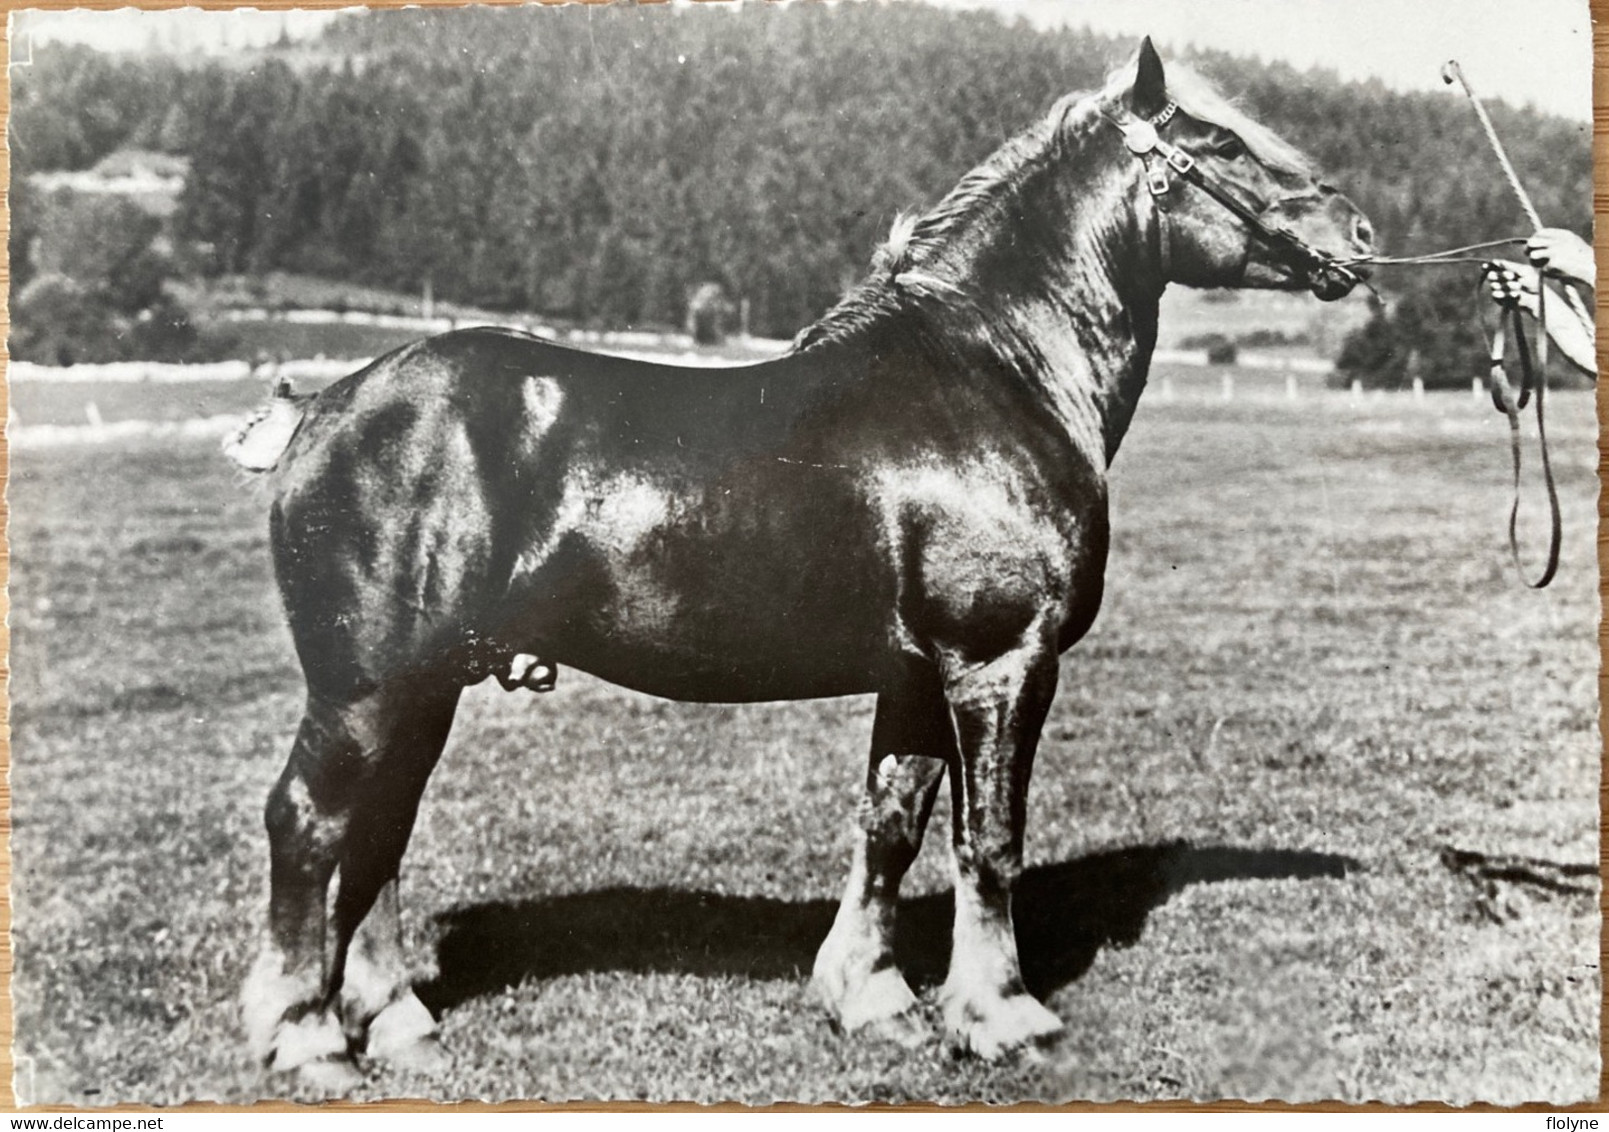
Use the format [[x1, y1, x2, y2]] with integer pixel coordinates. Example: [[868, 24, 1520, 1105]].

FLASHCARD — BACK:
[[871, 460, 1106, 653]]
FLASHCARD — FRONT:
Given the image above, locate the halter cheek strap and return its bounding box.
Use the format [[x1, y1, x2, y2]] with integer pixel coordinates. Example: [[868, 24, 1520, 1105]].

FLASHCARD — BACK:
[[1108, 100, 1359, 292], [1120, 101, 1191, 198], [1119, 103, 1187, 276]]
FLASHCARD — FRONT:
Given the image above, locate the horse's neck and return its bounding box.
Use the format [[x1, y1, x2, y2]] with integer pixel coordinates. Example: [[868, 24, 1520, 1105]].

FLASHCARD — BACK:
[[997, 249, 1160, 469], [962, 157, 1163, 469]]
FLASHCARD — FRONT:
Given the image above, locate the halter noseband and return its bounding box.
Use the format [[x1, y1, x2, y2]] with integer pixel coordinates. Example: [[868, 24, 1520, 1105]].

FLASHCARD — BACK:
[[1108, 99, 1360, 292]]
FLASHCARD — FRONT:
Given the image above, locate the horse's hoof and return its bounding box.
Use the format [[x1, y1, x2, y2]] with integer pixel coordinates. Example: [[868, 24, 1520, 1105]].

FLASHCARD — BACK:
[[267, 1009, 349, 1074], [383, 1033, 450, 1074], [291, 1055, 365, 1097], [367, 994, 448, 1073], [819, 966, 925, 1047], [864, 1005, 928, 1049], [940, 989, 1063, 1061]]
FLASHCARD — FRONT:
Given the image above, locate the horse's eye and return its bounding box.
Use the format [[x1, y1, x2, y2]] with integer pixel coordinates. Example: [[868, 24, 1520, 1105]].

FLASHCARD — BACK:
[[1216, 136, 1246, 160]]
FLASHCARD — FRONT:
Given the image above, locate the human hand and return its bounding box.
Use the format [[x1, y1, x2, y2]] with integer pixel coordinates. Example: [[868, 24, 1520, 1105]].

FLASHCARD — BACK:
[[1484, 261, 1539, 311], [1524, 228, 1595, 287], [1483, 259, 1598, 373]]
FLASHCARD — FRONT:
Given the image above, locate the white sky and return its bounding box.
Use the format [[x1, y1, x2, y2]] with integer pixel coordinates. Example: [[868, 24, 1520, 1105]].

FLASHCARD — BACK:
[[11, 0, 1596, 121], [943, 0, 1595, 121], [11, 8, 344, 55]]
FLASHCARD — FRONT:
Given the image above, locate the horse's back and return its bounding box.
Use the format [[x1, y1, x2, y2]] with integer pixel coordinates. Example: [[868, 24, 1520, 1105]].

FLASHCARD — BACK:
[[267, 328, 897, 698]]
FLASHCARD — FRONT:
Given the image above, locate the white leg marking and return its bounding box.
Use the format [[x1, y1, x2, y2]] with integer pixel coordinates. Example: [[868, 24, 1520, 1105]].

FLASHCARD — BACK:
[[367, 993, 447, 1071], [242, 949, 313, 1061]]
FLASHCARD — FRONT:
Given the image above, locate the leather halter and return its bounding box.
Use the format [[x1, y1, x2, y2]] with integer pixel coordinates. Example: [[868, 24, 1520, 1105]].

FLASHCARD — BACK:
[[1106, 100, 1360, 293]]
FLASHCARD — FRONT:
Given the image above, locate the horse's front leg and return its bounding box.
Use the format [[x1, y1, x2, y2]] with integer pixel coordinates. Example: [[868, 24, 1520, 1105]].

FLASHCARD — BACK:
[[939, 637, 1064, 1059], [813, 668, 950, 1044]]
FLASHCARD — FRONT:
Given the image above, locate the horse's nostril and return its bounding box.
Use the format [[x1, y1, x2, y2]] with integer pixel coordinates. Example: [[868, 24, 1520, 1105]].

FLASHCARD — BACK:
[[1354, 216, 1374, 247]]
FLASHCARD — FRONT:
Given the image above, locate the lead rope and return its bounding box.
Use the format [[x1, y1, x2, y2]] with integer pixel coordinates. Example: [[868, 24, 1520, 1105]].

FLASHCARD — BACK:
[[1245, 221, 1568, 587], [1478, 263, 1562, 588], [1345, 238, 1567, 589], [1439, 57, 1574, 588], [1509, 275, 1561, 588], [1347, 236, 1528, 268]]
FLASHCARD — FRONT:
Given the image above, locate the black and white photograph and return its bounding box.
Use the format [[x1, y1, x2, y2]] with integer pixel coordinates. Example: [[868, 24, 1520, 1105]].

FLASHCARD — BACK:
[[6, 0, 1600, 1106]]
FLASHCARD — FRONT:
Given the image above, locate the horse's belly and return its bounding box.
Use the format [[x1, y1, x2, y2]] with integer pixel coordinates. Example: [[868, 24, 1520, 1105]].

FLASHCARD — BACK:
[[507, 489, 901, 702], [536, 582, 892, 701], [554, 636, 881, 702]]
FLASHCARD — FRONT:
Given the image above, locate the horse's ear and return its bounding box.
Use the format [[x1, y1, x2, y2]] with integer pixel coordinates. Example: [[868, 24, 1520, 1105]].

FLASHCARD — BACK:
[[1130, 36, 1168, 119]]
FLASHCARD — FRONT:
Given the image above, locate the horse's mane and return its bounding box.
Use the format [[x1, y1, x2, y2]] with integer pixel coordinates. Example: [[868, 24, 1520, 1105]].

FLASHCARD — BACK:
[[791, 58, 1312, 354], [790, 99, 1083, 353]]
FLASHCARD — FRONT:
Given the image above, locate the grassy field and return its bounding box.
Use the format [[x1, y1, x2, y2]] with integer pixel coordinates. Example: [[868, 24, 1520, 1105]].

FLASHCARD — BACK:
[[8, 376, 1600, 1105], [4, 357, 1425, 431], [214, 319, 426, 366], [184, 268, 1371, 355]]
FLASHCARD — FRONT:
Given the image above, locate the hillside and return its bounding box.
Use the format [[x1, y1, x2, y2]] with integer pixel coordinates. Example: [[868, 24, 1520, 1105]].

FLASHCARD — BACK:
[[10, 3, 1591, 359]]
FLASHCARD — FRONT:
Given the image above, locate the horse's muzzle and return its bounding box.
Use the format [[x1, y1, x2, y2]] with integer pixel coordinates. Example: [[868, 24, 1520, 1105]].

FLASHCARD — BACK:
[[1307, 260, 1362, 301]]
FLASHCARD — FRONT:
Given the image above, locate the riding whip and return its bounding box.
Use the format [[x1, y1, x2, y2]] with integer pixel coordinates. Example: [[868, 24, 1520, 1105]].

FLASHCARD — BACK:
[[1441, 59, 1592, 326]]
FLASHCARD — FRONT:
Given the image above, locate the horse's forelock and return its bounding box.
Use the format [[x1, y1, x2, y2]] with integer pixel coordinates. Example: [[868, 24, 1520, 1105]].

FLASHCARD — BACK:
[[1098, 56, 1314, 176], [1169, 70, 1314, 175]]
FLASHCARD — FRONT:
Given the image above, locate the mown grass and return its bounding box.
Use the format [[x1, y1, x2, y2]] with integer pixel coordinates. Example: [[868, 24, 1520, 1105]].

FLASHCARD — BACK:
[[0, 357, 1437, 431], [10, 378, 282, 429], [213, 320, 424, 366], [8, 386, 1599, 1106]]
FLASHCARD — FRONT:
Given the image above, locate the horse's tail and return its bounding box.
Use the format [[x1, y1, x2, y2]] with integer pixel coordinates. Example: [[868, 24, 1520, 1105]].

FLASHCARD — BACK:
[[222, 380, 312, 473]]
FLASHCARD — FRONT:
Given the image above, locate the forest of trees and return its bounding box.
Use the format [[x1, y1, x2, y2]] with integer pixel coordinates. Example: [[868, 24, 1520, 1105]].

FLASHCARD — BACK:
[[9, 3, 1594, 375]]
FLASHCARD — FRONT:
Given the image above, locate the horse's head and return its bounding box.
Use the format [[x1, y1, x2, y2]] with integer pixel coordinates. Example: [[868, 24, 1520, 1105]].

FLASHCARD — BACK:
[[1103, 39, 1373, 301]]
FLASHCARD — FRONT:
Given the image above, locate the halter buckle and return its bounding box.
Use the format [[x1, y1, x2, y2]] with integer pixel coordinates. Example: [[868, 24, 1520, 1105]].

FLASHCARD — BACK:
[[1146, 164, 1171, 196], [1166, 148, 1195, 175]]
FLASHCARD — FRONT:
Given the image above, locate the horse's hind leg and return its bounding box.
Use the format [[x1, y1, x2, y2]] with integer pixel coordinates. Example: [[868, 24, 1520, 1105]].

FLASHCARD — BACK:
[[331, 686, 460, 1070], [244, 679, 459, 1087], [812, 668, 949, 1044], [339, 881, 441, 1070]]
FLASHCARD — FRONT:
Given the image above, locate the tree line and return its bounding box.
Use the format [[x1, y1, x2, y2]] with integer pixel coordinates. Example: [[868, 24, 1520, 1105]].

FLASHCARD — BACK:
[[10, 3, 1592, 375]]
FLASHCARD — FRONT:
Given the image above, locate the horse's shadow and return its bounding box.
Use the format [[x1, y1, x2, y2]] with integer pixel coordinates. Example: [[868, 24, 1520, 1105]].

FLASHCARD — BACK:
[[417, 842, 1359, 1014]]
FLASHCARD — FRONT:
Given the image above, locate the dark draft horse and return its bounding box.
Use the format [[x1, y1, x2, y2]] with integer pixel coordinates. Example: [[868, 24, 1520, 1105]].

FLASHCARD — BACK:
[[229, 41, 1373, 1088]]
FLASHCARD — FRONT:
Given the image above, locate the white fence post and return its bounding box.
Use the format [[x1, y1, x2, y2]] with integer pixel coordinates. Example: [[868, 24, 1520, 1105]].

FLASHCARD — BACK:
[[1221, 373, 1234, 402]]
